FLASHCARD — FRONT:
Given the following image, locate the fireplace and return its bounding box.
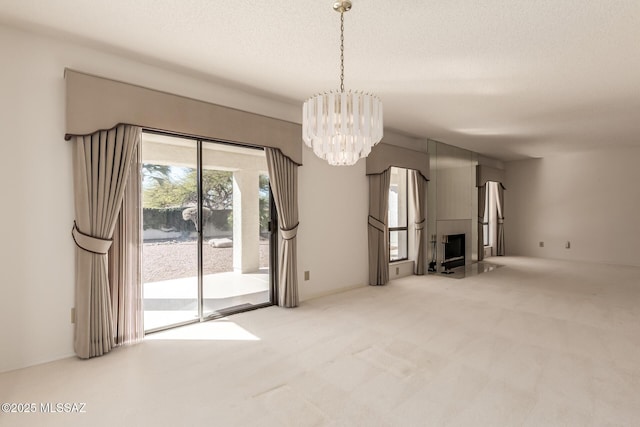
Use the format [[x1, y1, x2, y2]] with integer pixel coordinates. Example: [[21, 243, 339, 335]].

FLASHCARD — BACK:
[[442, 233, 465, 270]]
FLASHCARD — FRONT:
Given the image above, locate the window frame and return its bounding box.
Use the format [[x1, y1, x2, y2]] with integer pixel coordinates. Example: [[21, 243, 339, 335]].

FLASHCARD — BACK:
[[483, 185, 490, 247], [483, 181, 498, 248], [388, 167, 409, 262]]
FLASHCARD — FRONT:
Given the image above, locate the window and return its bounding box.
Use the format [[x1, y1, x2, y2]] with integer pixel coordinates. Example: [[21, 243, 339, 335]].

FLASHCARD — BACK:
[[389, 167, 408, 261], [483, 181, 499, 249], [483, 185, 490, 246]]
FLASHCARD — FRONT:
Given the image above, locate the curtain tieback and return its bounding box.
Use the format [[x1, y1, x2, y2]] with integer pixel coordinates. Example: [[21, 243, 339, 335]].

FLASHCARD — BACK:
[[498, 218, 505, 224], [71, 222, 112, 254], [368, 215, 385, 232], [280, 223, 299, 240], [414, 219, 425, 230]]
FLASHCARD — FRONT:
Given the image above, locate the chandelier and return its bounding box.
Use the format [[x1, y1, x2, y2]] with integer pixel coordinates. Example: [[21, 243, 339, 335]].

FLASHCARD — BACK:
[[302, 0, 383, 166]]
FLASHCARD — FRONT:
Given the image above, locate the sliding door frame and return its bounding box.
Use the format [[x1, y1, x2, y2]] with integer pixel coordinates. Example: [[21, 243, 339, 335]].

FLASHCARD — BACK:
[[142, 128, 276, 334], [197, 139, 204, 321]]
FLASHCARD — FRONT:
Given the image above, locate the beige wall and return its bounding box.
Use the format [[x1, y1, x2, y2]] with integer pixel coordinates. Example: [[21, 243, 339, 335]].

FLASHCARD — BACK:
[[0, 24, 368, 373], [505, 148, 640, 267]]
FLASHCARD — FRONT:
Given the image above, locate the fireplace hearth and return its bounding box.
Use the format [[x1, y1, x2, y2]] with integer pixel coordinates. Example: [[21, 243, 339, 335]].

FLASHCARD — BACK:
[[442, 233, 465, 271]]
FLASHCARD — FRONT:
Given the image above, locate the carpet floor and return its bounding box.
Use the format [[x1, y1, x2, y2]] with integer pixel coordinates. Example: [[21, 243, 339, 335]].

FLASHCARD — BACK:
[[1, 256, 639, 426]]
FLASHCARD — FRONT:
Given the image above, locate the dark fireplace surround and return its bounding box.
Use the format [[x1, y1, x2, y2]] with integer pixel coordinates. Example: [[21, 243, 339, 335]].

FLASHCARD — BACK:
[[442, 233, 465, 270]]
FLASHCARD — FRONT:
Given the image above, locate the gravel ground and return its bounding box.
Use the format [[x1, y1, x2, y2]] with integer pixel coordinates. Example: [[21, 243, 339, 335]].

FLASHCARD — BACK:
[[143, 240, 270, 283]]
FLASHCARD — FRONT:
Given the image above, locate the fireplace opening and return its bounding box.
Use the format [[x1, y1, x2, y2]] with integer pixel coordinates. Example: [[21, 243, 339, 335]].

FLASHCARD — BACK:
[[442, 233, 465, 271]]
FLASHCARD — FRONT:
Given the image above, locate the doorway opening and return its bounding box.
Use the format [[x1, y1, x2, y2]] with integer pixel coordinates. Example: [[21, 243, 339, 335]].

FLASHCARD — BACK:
[[141, 131, 276, 332]]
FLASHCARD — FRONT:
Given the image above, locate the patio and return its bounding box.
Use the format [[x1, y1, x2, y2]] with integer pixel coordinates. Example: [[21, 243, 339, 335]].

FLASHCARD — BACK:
[[143, 268, 270, 331]]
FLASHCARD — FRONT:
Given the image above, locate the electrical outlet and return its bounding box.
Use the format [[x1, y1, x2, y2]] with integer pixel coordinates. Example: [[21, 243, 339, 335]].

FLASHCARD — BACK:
[[395, 267, 400, 275], [304, 271, 310, 281], [566, 241, 571, 249], [539, 241, 544, 247]]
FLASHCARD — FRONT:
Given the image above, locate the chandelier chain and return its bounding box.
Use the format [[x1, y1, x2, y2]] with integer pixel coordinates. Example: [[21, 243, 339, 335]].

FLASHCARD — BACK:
[[340, 12, 345, 92]]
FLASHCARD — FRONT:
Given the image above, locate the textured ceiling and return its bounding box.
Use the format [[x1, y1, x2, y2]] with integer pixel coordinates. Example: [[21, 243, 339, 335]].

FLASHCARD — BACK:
[[1, 0, 639, 160]]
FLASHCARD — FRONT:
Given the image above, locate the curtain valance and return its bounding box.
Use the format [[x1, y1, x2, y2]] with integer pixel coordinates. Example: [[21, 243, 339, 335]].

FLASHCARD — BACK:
[[65, 69, 302, 164], [476, 165, 505, 188], [366, 143, 430, 180]]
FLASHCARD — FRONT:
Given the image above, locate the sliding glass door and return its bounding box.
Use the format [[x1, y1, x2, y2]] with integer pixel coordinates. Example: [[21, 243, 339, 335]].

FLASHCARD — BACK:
[[200, 143, 271, 317], [141, 132, 273, 332], [141, 135, 198, 331]]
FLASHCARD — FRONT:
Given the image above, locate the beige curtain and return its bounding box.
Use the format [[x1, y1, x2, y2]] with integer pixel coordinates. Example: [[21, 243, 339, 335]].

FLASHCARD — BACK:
[[265, 148, 299, 308], [72, 124, 141, 358], [368, 169, 391, 286], [496, 184, 505, 256], [477, 185, 487, 261], [108, 145, 143, 346], [409, 170, 426, 275]]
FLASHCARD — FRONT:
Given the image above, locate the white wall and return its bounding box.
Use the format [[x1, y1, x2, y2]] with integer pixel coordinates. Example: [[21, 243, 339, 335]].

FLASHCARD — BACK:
[[0, 24, 368, 373], [505, 148, 640, 267], [297, 149, 369, 300]]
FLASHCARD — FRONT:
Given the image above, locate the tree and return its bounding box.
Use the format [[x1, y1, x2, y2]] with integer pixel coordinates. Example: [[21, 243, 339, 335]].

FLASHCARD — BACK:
[[142, 164, 171, 186], [143, 165, 270, 233], [182, 206, 212, 231], [174, 170, 233, 210], [259, 174, 270, 234], [142, 165, 233, 210], [202, 170, 233, 210]]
